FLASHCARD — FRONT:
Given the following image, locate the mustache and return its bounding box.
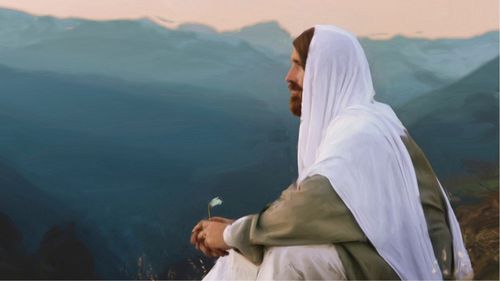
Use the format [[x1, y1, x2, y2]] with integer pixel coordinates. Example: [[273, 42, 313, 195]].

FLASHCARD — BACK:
[[287, 81, 302, 92]]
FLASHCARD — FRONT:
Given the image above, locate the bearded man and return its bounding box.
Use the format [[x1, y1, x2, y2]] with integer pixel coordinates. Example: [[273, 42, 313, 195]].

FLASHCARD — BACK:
[[190, 25, 474, 280]]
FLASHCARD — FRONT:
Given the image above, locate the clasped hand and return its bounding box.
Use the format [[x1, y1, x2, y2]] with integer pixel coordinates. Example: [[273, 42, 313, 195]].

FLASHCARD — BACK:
[[190, 216, 235, 257]]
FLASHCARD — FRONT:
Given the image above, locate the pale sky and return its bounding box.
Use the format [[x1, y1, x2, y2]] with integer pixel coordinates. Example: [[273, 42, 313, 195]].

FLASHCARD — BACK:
[[0, 0, 498, 39]]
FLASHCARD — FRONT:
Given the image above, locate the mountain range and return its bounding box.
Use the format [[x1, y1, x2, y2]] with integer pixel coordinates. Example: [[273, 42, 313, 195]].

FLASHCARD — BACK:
[[0, 7, 498, 106], [398, 56, 499, 178]]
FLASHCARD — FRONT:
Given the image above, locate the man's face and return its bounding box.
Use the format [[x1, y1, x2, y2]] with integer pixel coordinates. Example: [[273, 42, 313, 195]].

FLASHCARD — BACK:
[[285, 47, 305, 117]]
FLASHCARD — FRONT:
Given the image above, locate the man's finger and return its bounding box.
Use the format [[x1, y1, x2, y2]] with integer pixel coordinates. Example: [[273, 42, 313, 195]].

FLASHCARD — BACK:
[[191, 226, 204, 245], [191, 220, 210, 246], [195, 237, 205, 250], [199, 242, 212, 257], [190, 230, 199, 245], [194, 230, 205, 250], [201, 220, 210, 229], [198, 240, 216, 257], [198, 239, 228, 257], [191, 221, 203, 233], [192, 219, 209, 232], [197, 230, 206, 241]]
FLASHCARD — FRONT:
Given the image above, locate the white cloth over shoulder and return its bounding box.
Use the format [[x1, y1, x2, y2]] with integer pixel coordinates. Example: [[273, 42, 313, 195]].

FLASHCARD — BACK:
[[297, 25, 474, 280]]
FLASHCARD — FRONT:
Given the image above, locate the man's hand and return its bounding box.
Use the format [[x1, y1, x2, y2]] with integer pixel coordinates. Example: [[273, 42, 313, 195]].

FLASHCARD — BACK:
[[209, 216, 235, 225], [191, 220, 222, 257], [190, 217, 234, 257], [201, 220, 231, 250]]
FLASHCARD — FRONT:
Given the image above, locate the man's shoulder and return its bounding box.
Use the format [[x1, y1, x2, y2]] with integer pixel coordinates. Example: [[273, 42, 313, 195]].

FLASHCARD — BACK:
[[327, 110, 384, 139], [322, 113, 388, 154]]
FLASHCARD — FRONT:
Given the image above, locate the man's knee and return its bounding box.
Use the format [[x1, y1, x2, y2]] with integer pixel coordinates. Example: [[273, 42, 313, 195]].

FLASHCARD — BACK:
[[256, 245, 347, 280]]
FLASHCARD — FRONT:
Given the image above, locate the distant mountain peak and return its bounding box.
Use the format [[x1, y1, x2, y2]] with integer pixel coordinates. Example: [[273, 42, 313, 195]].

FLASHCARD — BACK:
[[222, 21, 292, 56], [176, 22, 218, 34], [234, 21, 287, 32]]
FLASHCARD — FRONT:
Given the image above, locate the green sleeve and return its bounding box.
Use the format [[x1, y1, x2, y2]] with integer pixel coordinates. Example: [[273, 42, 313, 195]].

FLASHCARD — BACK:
[[249, 175, 367, 245], [223, 175, 399, 280], [224, 175, 366, 262]]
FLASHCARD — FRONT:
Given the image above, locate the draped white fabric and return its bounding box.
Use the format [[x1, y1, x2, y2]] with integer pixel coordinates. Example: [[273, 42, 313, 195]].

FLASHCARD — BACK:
[[297, 25, 474, 280]]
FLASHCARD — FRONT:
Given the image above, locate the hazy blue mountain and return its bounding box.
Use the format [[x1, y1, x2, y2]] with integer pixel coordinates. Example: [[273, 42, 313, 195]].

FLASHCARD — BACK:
[[360, 31, 499, 105], [176, 21, 292, 59], [222, 21, 293, 57], [0, 157, 123, 278], [0, 159, 66, 252], [0, 64, 297, 277], [0, 8, 498, 107], [397, 57, 499, 178], [0, 8, 288, 104], [176, 22, 218, 34], [0, 8, 80, 48]]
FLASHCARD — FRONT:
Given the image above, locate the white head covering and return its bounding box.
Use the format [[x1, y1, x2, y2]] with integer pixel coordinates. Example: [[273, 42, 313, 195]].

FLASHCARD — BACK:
[[297, 25, 473, 280]]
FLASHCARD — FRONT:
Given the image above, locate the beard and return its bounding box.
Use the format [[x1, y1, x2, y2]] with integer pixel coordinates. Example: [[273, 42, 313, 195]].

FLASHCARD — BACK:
[[288, 81, 302, 117], [289, 91, 302, 117]]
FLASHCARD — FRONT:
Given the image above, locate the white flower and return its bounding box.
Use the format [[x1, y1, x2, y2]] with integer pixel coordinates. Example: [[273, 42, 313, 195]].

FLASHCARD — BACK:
[[209, 197, 223, 207], [208, 197, 223, 218]]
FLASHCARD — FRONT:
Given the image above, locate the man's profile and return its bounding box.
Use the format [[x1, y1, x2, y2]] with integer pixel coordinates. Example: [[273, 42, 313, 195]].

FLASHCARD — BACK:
[[190, 25, 474, 280]]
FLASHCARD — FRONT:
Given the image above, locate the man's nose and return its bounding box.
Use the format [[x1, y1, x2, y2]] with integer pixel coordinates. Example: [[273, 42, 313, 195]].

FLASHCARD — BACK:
[[285, 68, 294, 83]]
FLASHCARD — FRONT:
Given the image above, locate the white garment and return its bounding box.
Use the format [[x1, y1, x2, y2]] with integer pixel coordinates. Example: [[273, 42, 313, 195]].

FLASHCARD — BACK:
[[297, 25, 473, 280], [202, 249, 259, 280], [203, 246, 346, 280], [257, 245, 346, 280]]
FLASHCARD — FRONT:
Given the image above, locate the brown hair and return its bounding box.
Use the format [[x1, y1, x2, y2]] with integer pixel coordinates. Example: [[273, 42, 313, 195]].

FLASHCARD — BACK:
[[292, 27, 315, 68]]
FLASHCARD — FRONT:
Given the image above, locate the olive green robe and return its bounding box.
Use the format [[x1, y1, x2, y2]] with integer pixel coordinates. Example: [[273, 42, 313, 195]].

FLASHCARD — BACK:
[[224, 133, 454, 280]]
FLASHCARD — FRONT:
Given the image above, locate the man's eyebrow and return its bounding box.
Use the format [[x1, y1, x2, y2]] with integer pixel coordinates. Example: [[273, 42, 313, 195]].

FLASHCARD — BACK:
[[292, 58, 303, 66]]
